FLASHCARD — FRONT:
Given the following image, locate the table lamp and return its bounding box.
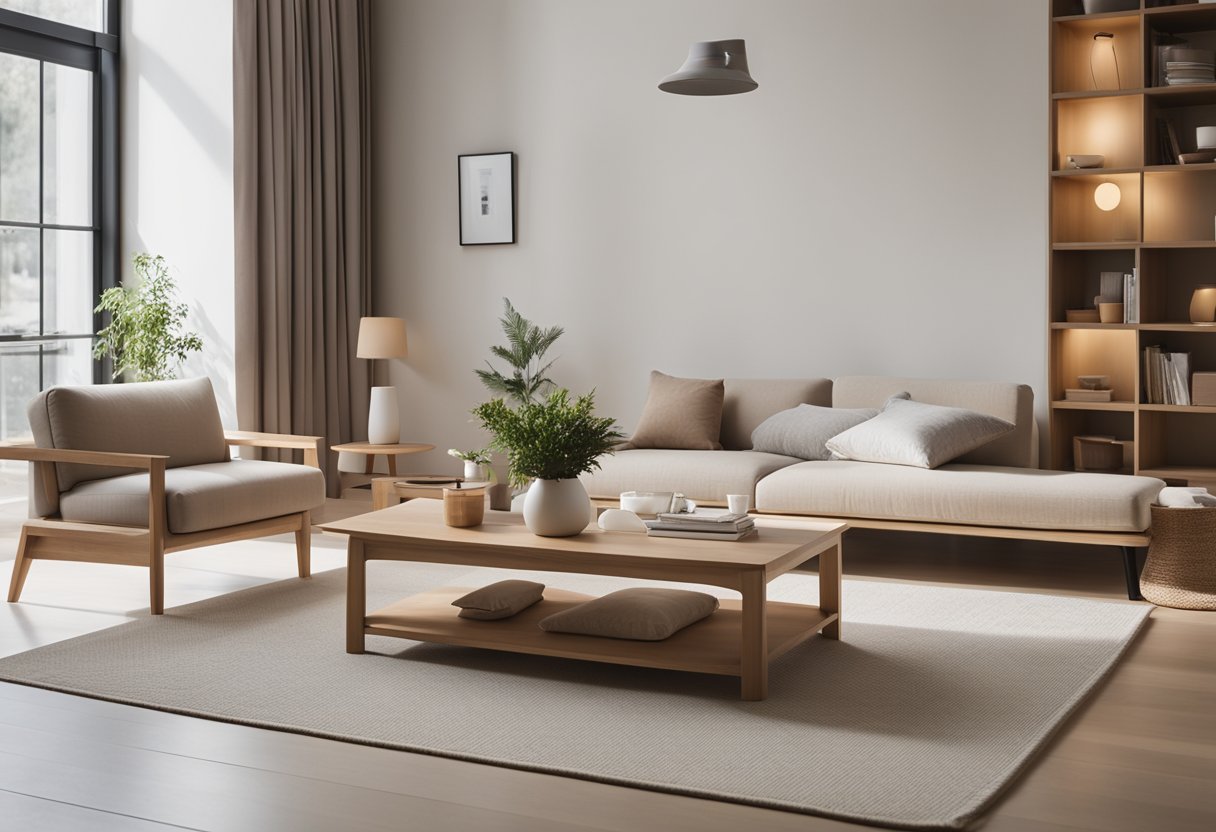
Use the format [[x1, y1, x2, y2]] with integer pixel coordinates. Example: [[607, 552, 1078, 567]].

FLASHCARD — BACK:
[[357, 316, 408, 444]]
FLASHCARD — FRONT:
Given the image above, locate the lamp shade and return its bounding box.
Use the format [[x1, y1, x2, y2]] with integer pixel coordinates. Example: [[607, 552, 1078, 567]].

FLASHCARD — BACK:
[[658, 39, 758, 96], [356, 316, 407, 359]]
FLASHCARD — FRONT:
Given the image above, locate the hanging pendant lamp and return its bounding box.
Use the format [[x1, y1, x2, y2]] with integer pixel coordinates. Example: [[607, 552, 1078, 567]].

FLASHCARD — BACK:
[[658, 39, 758, 96]]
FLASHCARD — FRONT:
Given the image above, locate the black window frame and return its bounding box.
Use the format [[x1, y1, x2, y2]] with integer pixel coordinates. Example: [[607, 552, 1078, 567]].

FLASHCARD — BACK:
[[0, 1, 119, 386]]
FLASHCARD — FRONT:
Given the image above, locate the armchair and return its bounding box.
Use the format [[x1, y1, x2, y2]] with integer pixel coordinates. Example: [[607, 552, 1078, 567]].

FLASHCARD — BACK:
[[0, 378, 326, 614]]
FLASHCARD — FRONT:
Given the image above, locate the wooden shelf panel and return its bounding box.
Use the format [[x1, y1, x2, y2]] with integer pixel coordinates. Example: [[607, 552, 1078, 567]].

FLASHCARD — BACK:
[[1052, 241, 1141, 250], [1140, 403, 1216, 414], [364, 586, 836, 677], [1143, 162, 1216, 173], [1139, 322, 1216, 332], [1145, 85, 1216, 107], [1053, 11, 1140, 24], [1051, 400, 1138, 412], [1140, 240, 1216, 248], [1050, 322, 1137, 330], [1138, 465, 1216, 483], [1144, 4, 1216, 32], [1052, 167, 1142, 177]]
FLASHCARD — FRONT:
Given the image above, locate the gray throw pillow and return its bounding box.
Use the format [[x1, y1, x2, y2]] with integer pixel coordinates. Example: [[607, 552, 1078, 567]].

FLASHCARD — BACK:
[[824, 397, 1015, 469], [750, 404, 879, 459], [452, 580, 545, 620], [538, 587, 719, 641], [623, 371, 724, 450]]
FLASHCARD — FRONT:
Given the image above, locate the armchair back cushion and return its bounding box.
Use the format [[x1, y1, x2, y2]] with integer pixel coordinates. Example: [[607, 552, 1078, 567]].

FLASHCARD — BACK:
[[28, 377, 228, 516]]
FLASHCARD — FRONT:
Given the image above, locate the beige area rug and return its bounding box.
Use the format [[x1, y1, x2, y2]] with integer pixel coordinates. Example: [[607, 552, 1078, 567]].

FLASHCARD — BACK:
[[0, 559, 1149, 830]]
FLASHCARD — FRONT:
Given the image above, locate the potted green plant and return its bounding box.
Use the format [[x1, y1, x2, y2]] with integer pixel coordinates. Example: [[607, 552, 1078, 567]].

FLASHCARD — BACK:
[[475, 298, 563, 406], [93, 253, 203, 381], [473, 389, 622, 536], [447, 447, 496, 482]]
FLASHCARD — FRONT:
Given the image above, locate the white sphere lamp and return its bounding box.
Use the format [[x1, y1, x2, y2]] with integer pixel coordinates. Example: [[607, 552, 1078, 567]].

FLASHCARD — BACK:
[[1094, 182, 1121, 212]]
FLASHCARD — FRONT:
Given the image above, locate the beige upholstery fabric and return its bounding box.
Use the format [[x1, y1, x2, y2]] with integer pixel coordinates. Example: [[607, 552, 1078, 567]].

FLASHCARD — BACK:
[[581, 450, 802, 504], [825, 398, 1014, 469], [59, 460, 325, 535], [832, 376, 1036, 468], [755, 460, 1164, 532], [719, 378, 833, 450], [27, 378, 228, 517], [751, 404, 879, 460], [539, 588, 719, 641], [452, 580, 545, 620], [625, 371, 724, 450]]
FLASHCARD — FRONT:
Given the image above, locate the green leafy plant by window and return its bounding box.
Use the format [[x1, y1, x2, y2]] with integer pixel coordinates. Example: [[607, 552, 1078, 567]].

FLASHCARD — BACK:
[[93, 253, 203, 382], [475, 298, 564, 405], [473, 389, 623, 489]]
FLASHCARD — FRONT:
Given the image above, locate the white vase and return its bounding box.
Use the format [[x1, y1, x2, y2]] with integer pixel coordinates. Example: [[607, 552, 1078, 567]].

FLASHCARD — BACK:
[[523, 478, 593, 537], [367, 386, 400, 444], [463, 460, 485, 481]]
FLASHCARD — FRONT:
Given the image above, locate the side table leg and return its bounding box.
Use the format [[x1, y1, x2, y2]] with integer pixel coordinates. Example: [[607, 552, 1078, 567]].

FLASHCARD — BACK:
[[387, 455, 397, 476], [363, 455, 374, 476], [347, 538, 366, 654], [820, 541, 842, 640], [740, 570, 768, 701]]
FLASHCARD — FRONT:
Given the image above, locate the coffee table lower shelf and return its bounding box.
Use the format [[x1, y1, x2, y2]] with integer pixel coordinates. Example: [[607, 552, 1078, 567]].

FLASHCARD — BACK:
[[364, 586, 837, 678]]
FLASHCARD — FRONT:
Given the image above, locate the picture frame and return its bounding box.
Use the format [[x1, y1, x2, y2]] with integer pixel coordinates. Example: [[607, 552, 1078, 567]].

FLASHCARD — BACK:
[[458, 152, 516, 245]]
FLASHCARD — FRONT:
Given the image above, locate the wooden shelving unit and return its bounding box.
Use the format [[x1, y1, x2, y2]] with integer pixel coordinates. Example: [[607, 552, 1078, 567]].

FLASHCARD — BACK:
[[1050, 1, 1216, 488]]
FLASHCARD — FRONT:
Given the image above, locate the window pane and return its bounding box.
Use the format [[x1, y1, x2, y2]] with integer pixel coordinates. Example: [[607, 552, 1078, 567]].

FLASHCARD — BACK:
[[43, 228, 92, 335], [0, 52, 39, 223], [0, 342, 38, 440], [43, 62, 93, 227], [41, 335, 90, 388], [0, 225, 39, 335], [0, 0, 104, 32]]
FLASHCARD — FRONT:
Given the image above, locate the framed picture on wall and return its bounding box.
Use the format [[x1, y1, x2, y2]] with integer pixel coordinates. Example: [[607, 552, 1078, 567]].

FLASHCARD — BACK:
[[458, 152, 516, 245]]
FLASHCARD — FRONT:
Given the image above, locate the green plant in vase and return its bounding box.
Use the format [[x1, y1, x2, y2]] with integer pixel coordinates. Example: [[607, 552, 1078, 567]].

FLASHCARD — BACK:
[[93, 253, 203, 381], [475, 298, 564, 406]]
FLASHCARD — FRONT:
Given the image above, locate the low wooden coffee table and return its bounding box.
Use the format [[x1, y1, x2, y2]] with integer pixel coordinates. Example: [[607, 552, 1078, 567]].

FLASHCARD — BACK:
[[321, 500, 844, 700]]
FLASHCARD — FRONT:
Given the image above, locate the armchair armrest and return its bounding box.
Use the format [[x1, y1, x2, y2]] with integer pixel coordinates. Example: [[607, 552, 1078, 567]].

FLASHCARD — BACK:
[[225, 431, 323, 468], [0, 443, 168, 470]]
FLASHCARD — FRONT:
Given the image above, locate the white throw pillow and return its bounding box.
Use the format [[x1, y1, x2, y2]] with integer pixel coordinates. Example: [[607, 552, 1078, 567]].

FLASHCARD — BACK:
[[824, 397, 1014, 469], [750, 404, 879, 460]]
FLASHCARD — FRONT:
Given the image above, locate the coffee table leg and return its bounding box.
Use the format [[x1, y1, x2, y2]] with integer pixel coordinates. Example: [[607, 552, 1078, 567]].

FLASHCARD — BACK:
[[820, 542, 842, 640], [740, 570, 768, 701], [347, 538, 366, 654], [371, 478, 401, 511]]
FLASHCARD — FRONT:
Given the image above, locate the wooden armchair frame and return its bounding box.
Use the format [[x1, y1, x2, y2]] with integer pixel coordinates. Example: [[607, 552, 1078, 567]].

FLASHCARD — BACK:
[[1, 431, 324, 614]]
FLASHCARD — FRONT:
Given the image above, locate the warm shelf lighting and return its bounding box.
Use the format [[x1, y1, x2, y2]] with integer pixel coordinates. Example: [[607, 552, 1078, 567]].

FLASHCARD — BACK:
[[1191, 285, 1216, 325], [1094, 182, 1121, 212], [1090, 32, 1120, 91]]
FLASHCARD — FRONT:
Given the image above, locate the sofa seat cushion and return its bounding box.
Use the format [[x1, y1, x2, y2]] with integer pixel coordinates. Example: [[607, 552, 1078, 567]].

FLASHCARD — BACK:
[[581, 449, 802, 504], [755, 460, 1163, 533], [59, 460, 325, 534]]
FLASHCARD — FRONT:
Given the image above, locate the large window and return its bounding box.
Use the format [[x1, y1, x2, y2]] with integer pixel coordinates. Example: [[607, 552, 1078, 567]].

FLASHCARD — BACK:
[[0, 2, 117, 444]]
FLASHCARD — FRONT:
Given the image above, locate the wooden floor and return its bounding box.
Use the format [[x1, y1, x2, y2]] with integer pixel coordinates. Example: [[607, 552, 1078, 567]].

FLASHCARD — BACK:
[[0, 500, 1213, 832]]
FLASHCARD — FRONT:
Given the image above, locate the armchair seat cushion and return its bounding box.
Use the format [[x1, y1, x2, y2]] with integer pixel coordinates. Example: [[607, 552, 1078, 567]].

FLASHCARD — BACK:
[[59, 460, 325, 534]]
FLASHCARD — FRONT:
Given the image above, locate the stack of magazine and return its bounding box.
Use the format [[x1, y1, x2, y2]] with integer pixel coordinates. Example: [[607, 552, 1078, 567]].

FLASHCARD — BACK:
[[1143, 345, 1191, 406], [644, 510, 756, 541]]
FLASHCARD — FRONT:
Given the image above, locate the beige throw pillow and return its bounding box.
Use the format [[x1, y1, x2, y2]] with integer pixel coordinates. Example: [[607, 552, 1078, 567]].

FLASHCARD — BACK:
[[824, 397, 1015, 469], [625, 371, 724, 450], [452, 580, 545, 620], [538, 587, 719, 641]]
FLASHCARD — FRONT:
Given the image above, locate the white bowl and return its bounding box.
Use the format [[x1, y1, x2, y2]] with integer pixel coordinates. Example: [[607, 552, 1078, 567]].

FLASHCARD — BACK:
[[619, 491, 673, 515]]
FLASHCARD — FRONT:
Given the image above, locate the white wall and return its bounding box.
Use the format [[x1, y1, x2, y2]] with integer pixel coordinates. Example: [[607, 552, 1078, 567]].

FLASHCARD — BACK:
[[120, 0, 236, 424], [372, 0, 1050, 472]]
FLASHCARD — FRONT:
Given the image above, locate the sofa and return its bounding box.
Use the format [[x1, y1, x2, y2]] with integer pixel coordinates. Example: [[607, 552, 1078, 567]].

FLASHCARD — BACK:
[[581, 376, 1164, 599]]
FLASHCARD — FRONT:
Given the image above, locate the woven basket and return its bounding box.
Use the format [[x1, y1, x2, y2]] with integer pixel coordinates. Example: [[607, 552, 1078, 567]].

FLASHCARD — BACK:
[[1141, 505, 1216, 610]]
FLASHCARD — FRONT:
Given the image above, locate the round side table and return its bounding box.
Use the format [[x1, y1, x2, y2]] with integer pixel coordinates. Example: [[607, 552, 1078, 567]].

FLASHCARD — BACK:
[[330, 441, 434, 476]]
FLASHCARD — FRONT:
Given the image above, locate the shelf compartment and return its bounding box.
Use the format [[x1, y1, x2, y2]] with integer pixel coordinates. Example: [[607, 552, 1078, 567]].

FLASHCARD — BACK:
[[1049, 408, 1134, 472], [1051, 327, 1140, 403], [1138, 246, 1216, 323], [1139, 330, 1216, 405], [1052, 173, 1142, 244], [1143, 170, 1216, 242], [1055, 95, 1143, 170], [1051, 248, 1137, 323], [1138, 410, 1216, 484], [1053, 13, 1142, 95], [1051, 400, 1138, 411], [1146, 96, 1216, 165], [1137, 465, 1216, 487]]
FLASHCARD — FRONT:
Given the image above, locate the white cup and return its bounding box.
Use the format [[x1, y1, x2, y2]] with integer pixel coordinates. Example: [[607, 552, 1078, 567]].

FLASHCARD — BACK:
[[726, 494, 751, 515], [1198, 126, 1216, 150]]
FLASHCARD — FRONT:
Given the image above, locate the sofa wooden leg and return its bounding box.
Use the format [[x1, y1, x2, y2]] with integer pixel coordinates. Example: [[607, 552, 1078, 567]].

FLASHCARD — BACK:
[[296, 511, 312, 578], [1121, 546, 1143, 601], [7, 527, 32, 603], [149, 544, 165, 615]]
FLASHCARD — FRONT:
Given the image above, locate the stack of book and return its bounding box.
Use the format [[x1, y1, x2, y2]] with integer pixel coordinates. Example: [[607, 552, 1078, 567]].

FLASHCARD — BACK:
[[1143, 345, 1192, 406], [645, 511, 756, 541]]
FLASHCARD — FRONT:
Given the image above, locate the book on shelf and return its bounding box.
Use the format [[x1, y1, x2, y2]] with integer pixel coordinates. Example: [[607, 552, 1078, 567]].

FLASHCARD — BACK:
[[1123, 270, 1138, 323], [1143, 346, 1192, 405], [646, 527, 757, 542], [1156, 117, 1178, 166]]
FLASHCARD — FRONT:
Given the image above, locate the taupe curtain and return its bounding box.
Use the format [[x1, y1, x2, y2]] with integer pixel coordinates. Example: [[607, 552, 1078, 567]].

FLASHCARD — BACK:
[[233, 0, 371, 496]]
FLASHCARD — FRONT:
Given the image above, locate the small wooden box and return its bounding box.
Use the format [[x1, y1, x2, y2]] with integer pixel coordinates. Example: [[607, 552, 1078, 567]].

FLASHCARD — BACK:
[[1193, 372, 1216, 407], [1073, 435, 1133, 473]]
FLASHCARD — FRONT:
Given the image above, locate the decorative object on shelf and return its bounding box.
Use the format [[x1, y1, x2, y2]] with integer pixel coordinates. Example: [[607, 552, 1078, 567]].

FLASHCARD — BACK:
[[1098, 302, 1124, 323], [1178, 151, 1216, 165], [443, 484, 486, 528], [356, 316, 408, 445], [93, 253, 204, 382], [1073, 435, 1129, 473], [473, 389, 623, 537], [1065, 154, 1104, 169], [1078, 374, 1110, 390], [1093, 181, 1121, 211], [658, 38, 757, 96], [1090, 31, 1120, 91], [1064, 388, 1113, 403], [1189, 285, 1216, 324], [447, 447, 496, 483], [1197, 126, 1216, 151], [727, 494, 751, 514], [1081, 0, 1137, 14], [1163, 47, 1215, 87], [1192, 372, 1216, 406], [458, 152, 515, 245], [1065, 308, 1101, 323], [1140, 504, 1216, 611]]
